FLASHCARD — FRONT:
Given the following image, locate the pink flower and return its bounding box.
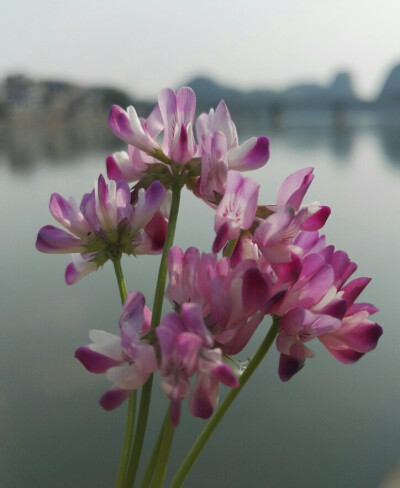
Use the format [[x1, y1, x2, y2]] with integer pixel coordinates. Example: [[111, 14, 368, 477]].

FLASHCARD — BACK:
[[107, 103, 168, 182], [157, 303, 238, 426], [213, 171, 259, 253], [195, 100, 269, 201], [277, 308, 341, 381], [75, 291, 158, 410], [108, 104, 161, 155], [165, 246, 204, 308], [254, 168, 330, 281], [273, 239, 382, 380], [165, 247, 273, 356], [36, 175, 167, 283], [106, 146, 159, 183], [316, 253, 383, 363], [158, 87, 197, 164]]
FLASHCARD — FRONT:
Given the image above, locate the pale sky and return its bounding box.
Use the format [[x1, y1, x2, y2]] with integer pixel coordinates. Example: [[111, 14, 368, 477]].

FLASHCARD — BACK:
[[1, 0, 399, 100]]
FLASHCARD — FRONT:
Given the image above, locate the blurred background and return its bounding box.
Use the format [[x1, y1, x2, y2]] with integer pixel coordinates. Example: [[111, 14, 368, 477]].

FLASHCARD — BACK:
[[1, 1, 399, 487]]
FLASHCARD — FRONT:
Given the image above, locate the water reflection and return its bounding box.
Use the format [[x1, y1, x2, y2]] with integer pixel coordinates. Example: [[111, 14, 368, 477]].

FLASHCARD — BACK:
[[377, 126, 400, 165], [2, 119, 399, 175], [0, 122, 118, 173], [1, 119, 400, 488]]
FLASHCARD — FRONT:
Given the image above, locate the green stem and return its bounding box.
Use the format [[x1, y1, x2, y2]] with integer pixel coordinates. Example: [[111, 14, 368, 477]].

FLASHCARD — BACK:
[[112, 257, 128, 305], [223, 238, 238, 258], [138, 413, 167, 488], [169, 316, 281, 488], [114, 394, 137, 488], [124, 180, 182, 488], [111, 258, 138, 488], [148, 408, 175, 488]]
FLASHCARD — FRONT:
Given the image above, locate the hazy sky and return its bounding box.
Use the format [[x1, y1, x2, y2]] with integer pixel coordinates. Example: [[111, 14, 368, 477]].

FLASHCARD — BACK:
[[1, 0, 399, 100]]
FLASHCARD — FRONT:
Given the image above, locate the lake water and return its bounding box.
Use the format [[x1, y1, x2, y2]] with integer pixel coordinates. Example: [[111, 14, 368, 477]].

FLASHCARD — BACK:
[[1, 120, 399, 488]]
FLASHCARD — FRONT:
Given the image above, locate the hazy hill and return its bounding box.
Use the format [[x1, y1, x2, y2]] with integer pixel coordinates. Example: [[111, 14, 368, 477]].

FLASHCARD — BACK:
[[186, 64, 400, 110], [379, 63, 400, 102]]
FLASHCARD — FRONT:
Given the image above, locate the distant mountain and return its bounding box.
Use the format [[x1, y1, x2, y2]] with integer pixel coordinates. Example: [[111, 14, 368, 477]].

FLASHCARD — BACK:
[[186, 77, 256, 108], [2, 61, 399, 126], [186, 70, 358, 110], [0, 74, 134, 122], [329, 72, 356, 101], [379, 63, 400, 102]]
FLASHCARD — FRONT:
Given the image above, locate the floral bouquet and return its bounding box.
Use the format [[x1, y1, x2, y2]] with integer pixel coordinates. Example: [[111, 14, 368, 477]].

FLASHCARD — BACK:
[[36, 87, 382, 487]]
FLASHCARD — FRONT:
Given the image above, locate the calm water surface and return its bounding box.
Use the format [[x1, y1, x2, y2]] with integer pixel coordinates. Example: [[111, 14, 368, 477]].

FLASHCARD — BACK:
[[1, 122, 399, 488]]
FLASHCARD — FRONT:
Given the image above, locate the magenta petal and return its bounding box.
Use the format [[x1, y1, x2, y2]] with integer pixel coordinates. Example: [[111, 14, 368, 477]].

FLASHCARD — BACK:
[[144, 104, 164, 138], [190, 393, 214, 420], [301, 206, 331, 231], [119, 291, 145, 344], [100, 387, 131, 411], [170, 398, 181, 428], [65, 256, 97, 285], [242, 268, 270, 312], [274, 258, 301, 283], [131, 180, 166, 231], [75, 346, 122, 373], [321, 298, 348, 319], [276, 167, 314, 209], [341, 323, 383, 352], [278, 354, 304, 381], [106, 154, 127, 181], [341, 277, 371, 305], [108, 105, 134, 140], [36, 226, 84, 253], [228, 136, 270, 170], [177, 87, 196, 125], [142, 211, 167, 252], [209, 279, 231, 327], [211, 364, 238, 387], [219, 313, 263, 355], [181, 303, 213, 347], [189, 376, 218, 420], [212, 221, 231, 253], [171, 124, 190, 163], [348, 302, 379, 315], [327, 348, 364, 364]]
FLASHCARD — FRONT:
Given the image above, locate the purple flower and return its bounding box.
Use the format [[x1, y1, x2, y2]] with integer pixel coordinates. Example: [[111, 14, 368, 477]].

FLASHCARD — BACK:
[[107, 104, 167, 182], [254, 168, 330, 281], [157, 303, 238, 427], [108, 104, 160, 154], [165, 246, 204, 307], [277, 308, 341, 381], [272, 237, 382, 380], [196, 100, 269, 201], [36, 175, 167, 283], [158, 87, 197, 164], [165, 246, 273, 356], [213, 171, 260, 253], [106, 146, 158, 183], [75, 291, 158, 410], [316, 254, 383, 364]]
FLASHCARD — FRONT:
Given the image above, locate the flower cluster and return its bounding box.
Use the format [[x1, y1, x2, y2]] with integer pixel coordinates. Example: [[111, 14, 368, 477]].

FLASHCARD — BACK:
[[37, 86, 382, 428], [36, 175, 167, 283]]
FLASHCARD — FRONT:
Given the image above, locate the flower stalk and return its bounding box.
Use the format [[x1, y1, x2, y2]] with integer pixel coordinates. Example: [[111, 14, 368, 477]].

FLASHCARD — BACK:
[[169, 315, 281, 488], [149, 408, 175, 488], [124, 178, 182, 488], [111, 258, 139, 488]]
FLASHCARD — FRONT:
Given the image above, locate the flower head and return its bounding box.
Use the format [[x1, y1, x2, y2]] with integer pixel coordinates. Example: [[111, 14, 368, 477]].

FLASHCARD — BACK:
[[196, 100, 269, 202], [36, 175, 167, 283], [213, 171, 259, 253], [157, 303, 238, 426], [75, 291, 157, 410]]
